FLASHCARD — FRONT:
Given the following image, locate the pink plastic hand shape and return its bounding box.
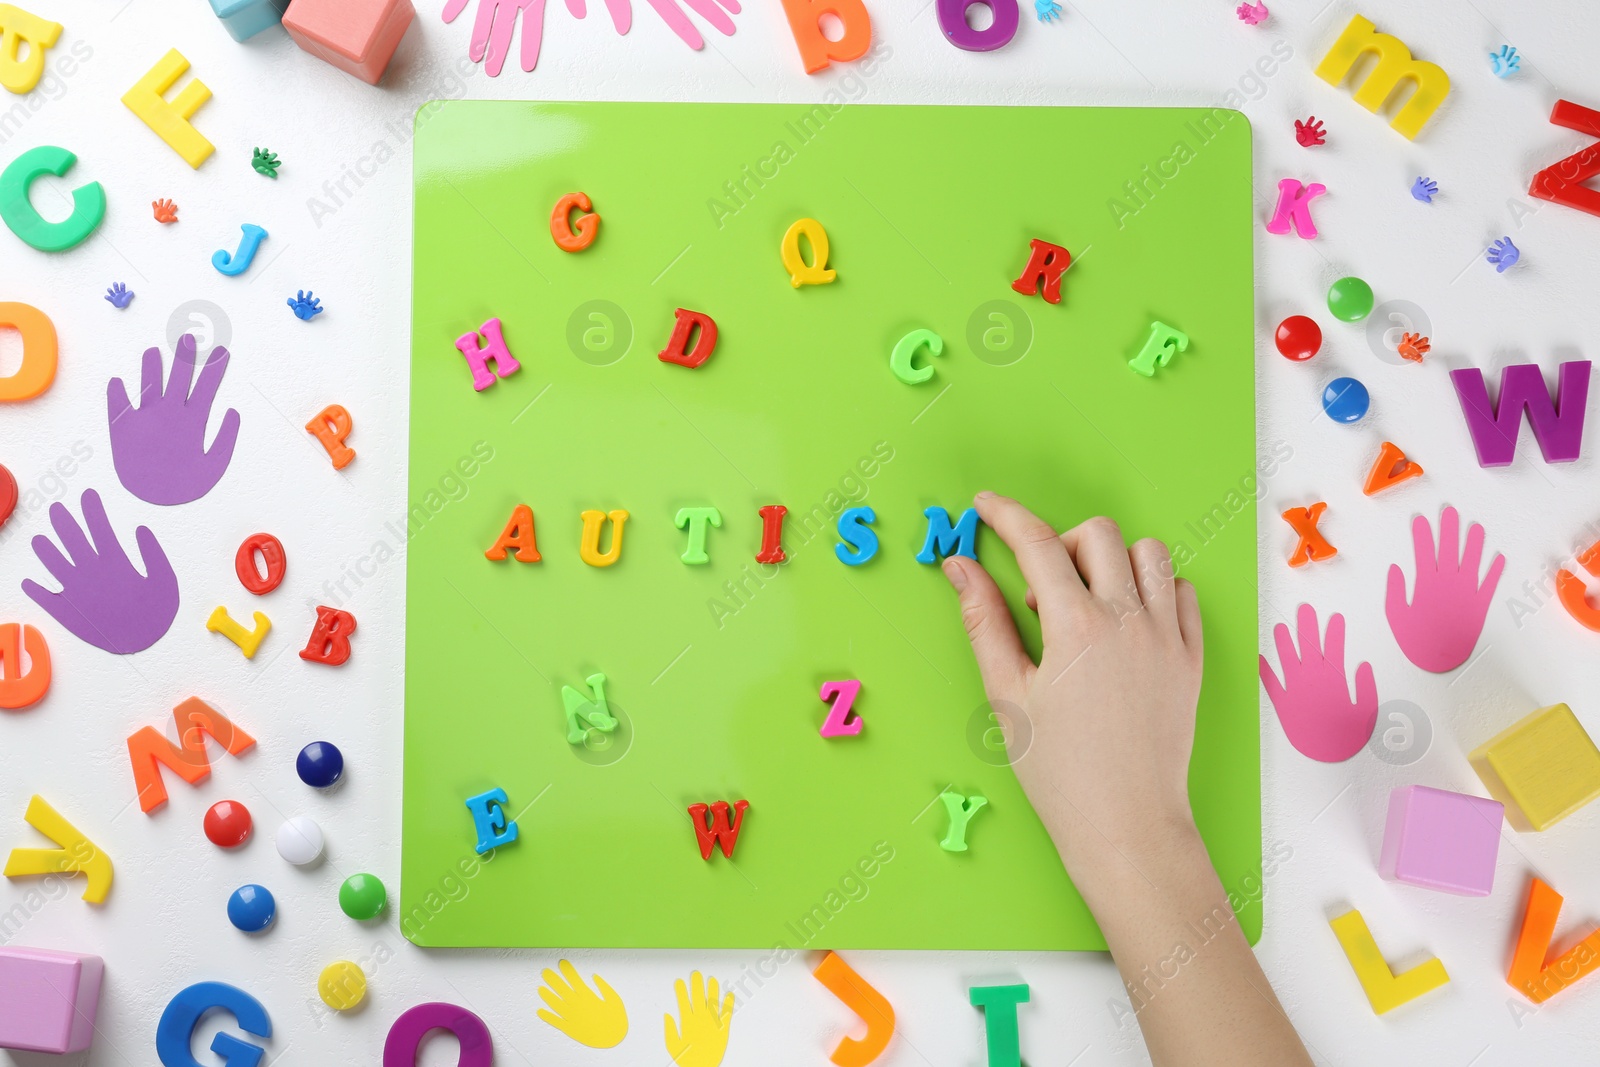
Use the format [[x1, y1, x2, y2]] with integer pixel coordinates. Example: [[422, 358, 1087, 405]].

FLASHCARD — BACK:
[[1386, 506, 1505, 673], [1259, 604, 1377, 762], [107, 334, 240, 506]]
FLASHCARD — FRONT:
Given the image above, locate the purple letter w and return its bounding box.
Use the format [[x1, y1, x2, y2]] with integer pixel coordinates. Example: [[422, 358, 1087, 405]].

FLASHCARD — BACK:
[[1450, 361, 1591, 467]]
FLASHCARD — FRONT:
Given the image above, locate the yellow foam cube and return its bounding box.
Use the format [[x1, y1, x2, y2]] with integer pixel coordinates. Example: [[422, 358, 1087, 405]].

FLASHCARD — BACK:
[[1470, 704, 1600, 832]]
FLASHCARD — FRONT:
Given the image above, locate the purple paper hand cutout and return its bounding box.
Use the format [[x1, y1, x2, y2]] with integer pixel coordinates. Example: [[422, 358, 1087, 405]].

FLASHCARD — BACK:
[[108, 334, 240, 506], [442, 0, 738, 75], [22, 489, 179, 655], [1387, 506, 1505, 673], [1259, 604, 1378, 762]]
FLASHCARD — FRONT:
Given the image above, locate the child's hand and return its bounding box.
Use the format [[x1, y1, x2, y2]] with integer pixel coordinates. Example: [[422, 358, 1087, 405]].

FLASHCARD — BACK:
[[941, 492, 1203, 878]]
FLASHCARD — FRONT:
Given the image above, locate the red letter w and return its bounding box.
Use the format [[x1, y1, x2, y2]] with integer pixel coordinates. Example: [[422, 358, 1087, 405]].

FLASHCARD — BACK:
[[688, 800, 749, 860]]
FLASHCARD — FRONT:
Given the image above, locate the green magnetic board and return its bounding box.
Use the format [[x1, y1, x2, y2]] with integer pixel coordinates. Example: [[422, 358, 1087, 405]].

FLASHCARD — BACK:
[[403, 102, 1259, 950]]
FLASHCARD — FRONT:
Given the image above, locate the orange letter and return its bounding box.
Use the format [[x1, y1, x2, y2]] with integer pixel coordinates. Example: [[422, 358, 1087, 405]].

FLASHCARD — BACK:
[[813, 951, 895, 1066], [305, 403, 355, 469], [779, 0, 872, 74], [486, 504, 541, 562], [127, 697, 255, 813], [0, 301, 57, 402], [550, 191, 599, 252], [1509, 877, 1600, 1003], [0, 622, 50, 709]]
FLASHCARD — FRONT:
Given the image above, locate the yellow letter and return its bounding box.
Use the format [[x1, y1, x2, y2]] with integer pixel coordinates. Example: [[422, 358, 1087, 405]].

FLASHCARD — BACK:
[[0, 4, 60, 95], [4, 795, 113, 903], [579, 509, 629, 567], [121, 48, 214, 168], [206, 606, 271, 659], [1314, 15, 1449, 140], [780, 218, 837, 287]]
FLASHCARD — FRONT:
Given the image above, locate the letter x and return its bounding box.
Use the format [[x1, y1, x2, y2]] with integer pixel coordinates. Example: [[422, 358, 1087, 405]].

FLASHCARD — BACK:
[[1282, 503, 1336, 567]]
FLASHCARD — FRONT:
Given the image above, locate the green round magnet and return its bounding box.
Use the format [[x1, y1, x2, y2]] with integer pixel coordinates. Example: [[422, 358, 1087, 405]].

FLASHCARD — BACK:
[[1326, 276, 1374, 323]]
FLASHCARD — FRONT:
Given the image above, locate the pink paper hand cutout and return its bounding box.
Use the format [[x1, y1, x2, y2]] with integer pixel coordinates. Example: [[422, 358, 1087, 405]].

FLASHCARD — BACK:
[[1259, 604, 1377, 762], [443, 0, 738, 75], [1387, 506, 1505, 673], [108, 334, 240, 506], [22, 489, 179, 655]]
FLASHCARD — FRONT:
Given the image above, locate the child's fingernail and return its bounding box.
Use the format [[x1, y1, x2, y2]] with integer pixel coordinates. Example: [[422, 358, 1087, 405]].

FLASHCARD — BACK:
[[975, 490, 996, 501], [943, 557, 967, 591]]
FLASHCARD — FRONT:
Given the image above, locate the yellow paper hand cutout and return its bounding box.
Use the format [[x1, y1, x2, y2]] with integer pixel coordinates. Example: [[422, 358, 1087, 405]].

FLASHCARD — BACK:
[[535, 959, 628, 1049], [664, 971, 734, 1067]]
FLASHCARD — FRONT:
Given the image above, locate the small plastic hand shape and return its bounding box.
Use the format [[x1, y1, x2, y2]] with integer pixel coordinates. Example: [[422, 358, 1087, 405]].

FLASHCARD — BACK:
[[1490, 45, 1520, 77], [536, 960, 628, 1049], [104, 283, 134, 309], [1293, 116, 1325, 147], [152, 198, 178, 223], [1387, 507, 1505, 673], [107, 334, 241, 506], [1410, 176, 1438, 203], [22, 489, 179, 655], [663, 972, 733, 1067], [1397, 332, 1430, 363], [251, 147, 280, 178], [1035, 0, 1062, 21], [1259, 604, 1377, 762], [1235, 1, 1268, 25], [1486, 237, 1519, 273], [287, 290, 324, 321]]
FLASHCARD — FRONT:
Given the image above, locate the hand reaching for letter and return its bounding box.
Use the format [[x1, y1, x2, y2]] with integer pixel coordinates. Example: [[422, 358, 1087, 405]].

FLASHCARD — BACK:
[[1258, 604, 1377, 762], [536, 960, 628, 1048], [663, 971, 732, 1067], [22, 489, 179, 655], [107, 333, 240, 506], [1386, 507, 1504, 672]]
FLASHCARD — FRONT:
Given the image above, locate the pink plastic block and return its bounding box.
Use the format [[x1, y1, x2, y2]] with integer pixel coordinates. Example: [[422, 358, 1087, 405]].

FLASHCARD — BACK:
[[282, 0, 415, 85], [0, 947, 104, 1053], [1378, 785, 1503, 896]]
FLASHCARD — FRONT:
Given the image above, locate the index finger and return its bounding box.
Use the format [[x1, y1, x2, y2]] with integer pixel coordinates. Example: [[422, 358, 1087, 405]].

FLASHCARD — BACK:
[[973, 492, 1088, 620]]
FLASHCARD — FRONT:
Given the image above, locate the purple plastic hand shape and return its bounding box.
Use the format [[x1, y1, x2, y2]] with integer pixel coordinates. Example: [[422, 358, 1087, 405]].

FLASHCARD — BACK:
[[1259, 604, 1378, 762], [108, 334, 240, 506], [1387, 506, 1505, 673], [21, 489, 179, 655]]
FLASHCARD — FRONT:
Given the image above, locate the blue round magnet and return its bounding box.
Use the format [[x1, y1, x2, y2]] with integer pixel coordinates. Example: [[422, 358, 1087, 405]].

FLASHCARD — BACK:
[[1322, 377, 1370, 423]]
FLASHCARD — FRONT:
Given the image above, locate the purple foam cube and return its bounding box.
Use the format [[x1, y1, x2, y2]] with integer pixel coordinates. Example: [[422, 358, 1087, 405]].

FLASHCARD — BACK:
[[1379, 785, 1503, 896], [0, 947, 104, 1053]]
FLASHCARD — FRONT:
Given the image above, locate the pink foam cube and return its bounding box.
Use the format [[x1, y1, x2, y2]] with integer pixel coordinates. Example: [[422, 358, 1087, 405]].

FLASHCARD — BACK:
[[282, 0, 415, 85], [1378, 785, 1503, 896], [0, 947, 104, 1053]]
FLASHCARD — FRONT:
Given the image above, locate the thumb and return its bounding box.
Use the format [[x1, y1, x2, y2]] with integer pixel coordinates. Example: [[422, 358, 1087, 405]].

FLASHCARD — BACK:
[[942, 556, 1033, 705]]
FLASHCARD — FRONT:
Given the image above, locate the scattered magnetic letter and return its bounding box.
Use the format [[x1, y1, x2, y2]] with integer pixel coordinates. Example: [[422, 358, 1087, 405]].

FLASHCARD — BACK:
[[779, 0, 872, 73], [890, 329, 942, 385], [127, 697, 255, 813], [486, 504, 541, 562], [0, 301, 56, 400], [305, 404, 355, 468], [561, 673, 619, 745], [938, 0, 1019, 51], [1282, 503, 1336, 566], [781, 217, 837, 286], [383, 1002, 493, 1067], [969, 983, 1028, 1067], [1557, 539, 1600, 633], [1450, 361, 1590, 467], [757, 505, 788, 564], [938, 792, 987, 851], [464, 787, 518, 854], [675, 507, 722, 564], [835, 506, 879, 566], [917, 506, 979, 564], [1314, 15, 1450, 140], [0, 621, 49, 709], [658, 308, 719, 369], [1508, 877, 1600, 1003], [818, 680, 863, 738], [299, 606, 356, 666], [122, 48, 215, 167], [455, 317, 521, 391], [206, 607, 271, 659], [235, 532, 286, 593], [156, 982, 271, 1067], [211, 223, 267, 275], [550, 191, 599, 252], [813, 951, 895, 1067], [1265, 178, 1327, 238], [1127, 321, 1189, 376], [0, 146, 105, 252], [3, 795, 112, 903], [1528, 100, 1600, 218], [580, 509, 628, 567], [1010, 238, 1070, 304], [1329, 909, 1449, 1013], [0, 4, 61, 94], [1362, 442, 1423, 495], [689, 800, 749, 860]]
